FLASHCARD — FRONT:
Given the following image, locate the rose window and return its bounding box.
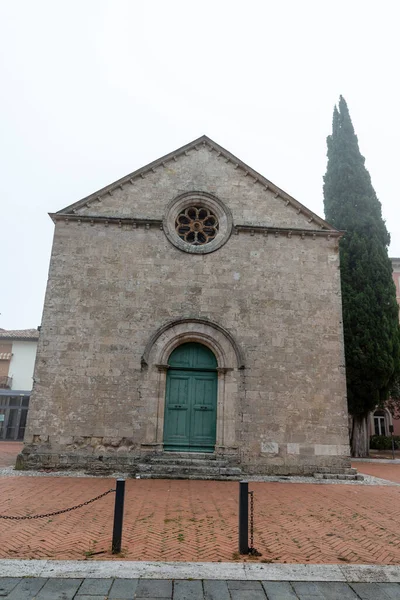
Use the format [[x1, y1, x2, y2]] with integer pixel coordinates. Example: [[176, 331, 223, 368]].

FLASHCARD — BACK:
[[175, 206, 219, 245]]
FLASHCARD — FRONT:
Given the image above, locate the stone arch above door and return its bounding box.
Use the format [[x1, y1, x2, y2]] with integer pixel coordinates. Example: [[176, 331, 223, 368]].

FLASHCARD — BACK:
[[142, 317, 245, 371], [141, 318, 243, 454]]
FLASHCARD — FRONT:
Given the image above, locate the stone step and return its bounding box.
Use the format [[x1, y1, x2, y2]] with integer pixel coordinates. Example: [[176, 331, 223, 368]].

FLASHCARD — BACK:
[[313, 473, 364, 481], [137, 472, 243, 481], [136, 449, 242, 480], [136, 463, 242, 476], [314, 467, 358, 475], [161, 452, 219, 460], [145, 457, 229, 467]]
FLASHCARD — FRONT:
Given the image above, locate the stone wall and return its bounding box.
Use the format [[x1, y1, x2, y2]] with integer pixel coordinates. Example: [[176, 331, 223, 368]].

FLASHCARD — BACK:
[[20, 143, 350, 474]]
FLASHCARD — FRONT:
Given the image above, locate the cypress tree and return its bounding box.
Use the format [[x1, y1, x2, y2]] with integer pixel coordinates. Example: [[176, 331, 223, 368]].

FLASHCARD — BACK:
[[323, 96, 400, 456]]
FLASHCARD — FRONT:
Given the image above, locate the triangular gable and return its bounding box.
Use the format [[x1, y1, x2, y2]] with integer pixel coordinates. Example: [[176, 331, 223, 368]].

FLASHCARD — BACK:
[[55, 135, 337, 232]]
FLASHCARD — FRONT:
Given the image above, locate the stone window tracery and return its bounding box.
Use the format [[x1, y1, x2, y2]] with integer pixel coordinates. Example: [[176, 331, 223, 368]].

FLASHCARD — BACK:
[[163, 191, 232, 254], [175, 206, 219, 245]]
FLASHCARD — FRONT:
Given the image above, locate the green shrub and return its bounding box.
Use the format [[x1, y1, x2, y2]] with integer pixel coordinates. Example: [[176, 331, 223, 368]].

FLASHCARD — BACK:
[[370, 435, 400, 450]]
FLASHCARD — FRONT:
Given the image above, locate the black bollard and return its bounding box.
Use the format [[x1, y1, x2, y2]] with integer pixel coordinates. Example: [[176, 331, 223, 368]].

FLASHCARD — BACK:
[[239, 480, 249, 554], [112, 478, 125, 554]]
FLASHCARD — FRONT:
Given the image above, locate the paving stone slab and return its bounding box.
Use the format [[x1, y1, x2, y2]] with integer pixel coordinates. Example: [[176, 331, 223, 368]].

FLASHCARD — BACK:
[[77, 578, 112, 595], [75, 596, 108, 600], [34, 578, 83, 600], [227, 580, 264, 590], [229, 590, 267, 600], [108, 578, 138, 599], [376, 584, 400, 600], [173, 580, 203, 600], [203, 580, 230, 600], [135, 579, 172, 598], [312, 581, 360, 599], [0, 579, 20, 597], [261, 581, 298, 599], [7, 577, 47, 599], [350, 582, 400, 599], [1, 577, 400, 600], [292, 581, 359, 599]]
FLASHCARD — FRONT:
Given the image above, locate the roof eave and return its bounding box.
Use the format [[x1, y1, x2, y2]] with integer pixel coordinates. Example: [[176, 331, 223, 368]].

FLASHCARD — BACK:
[[0, 337, 39, 341], [55, 134, 338, 232], [56, 135, 210, 215]]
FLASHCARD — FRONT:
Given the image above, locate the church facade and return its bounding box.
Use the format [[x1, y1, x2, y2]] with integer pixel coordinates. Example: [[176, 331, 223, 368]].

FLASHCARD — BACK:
[[19, 136, 351, 476]]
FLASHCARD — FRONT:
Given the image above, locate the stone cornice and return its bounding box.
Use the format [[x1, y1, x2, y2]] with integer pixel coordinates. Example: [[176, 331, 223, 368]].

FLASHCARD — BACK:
[[233, 225, 344, 238], [49, 213, 163, 228], [50, 213, 343, 239], [55, 135, 337, 233]]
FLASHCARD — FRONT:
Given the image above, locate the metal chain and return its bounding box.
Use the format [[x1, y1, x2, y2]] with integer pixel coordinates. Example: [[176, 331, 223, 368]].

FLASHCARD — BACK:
[[0, 488, 115, 520], [248, 489, 261, 556], [249, 490, 254, 550]]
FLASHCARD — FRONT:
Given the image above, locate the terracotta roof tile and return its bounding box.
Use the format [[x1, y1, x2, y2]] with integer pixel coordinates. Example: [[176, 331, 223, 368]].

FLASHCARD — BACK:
[[0, 329, 39, 340]]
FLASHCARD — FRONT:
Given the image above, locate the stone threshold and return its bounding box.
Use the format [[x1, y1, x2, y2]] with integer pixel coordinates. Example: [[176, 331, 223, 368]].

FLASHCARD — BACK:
[[0, 560, 400, 582]]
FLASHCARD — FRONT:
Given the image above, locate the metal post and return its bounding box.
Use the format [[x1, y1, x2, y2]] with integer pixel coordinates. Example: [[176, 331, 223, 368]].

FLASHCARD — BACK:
[[239, 481, 249, 554], [389, 425, 395, 461], [112, 478, 125, 554]]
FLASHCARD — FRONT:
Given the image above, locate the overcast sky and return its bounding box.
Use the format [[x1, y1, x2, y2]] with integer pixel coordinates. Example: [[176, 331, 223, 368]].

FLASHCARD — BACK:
[[1, 0, 399, 330]]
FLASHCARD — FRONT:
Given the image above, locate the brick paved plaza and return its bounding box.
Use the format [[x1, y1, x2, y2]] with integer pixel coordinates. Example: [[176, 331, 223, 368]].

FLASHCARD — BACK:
[[0, 443, 22, 468], [352, 461, 400, 483], [1, 455, 400, 564]]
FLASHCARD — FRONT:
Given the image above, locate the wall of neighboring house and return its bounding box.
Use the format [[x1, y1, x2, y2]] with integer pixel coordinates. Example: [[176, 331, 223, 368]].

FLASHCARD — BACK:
[[392, 258, 400, 307], [389, 258, 400, 436], [392, 416, 400, 435], [370, 408, 400, 438], [369, 258, 400, 439], [8, 341, 37, 390], [0, 343, 12, 381], [0, 332, 38, 441]]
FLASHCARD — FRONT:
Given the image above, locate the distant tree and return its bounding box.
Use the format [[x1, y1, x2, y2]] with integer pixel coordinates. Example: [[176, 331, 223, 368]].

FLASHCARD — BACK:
[[323, 96, 400, 456]]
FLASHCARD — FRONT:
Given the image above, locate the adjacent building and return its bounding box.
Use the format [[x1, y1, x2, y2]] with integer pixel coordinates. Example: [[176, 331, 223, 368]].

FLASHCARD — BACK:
[[20, 136, 351, 476], [392, 257, 400, 311], [0, 329, 39, 440], [369, 258, 400, 439]]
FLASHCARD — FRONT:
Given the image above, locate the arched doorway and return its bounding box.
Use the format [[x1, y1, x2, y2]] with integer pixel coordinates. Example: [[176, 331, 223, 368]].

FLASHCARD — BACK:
[[163, 342, 218, 452]]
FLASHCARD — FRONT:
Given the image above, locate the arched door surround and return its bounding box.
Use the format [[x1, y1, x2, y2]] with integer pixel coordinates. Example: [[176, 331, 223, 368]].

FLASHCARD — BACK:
[[142, 318, 244, 454]]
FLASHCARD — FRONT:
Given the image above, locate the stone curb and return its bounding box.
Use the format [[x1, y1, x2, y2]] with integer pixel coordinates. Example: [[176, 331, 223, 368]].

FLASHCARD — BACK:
[[352, 458, 400, 464], [0, 560, 400, 582]]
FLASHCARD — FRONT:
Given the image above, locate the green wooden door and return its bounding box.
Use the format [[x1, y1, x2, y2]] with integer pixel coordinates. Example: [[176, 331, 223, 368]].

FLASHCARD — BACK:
[[164, 343, 218, 452]]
